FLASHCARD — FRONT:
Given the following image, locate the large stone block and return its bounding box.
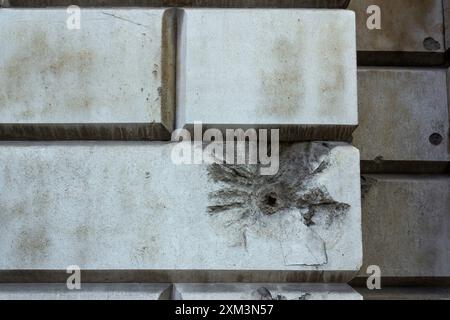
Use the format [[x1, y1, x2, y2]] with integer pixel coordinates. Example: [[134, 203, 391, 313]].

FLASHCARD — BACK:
[[176, 9, 357, 141], [173, 283, 362, 300], [348, 0, 446, 65], [0, 283, 171, 300], [352, 68, 449, 163], [7, 1, 350, 8], [0, 142, 362, 282], [358, 175, 450, 280], [0, 8, 176, 140]]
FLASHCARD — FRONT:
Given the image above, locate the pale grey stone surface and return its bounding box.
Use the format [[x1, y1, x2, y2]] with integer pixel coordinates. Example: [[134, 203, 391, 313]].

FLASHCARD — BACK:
[[348, 0, 445, 53], [173, 283, 362, 300], [0, 142, 361, 282], [0, 8, 176, 139], [177, 9, 357, 141], [0, 283, 171, 300], [358, 174, 450, 278], [353, 68, 449, 161]]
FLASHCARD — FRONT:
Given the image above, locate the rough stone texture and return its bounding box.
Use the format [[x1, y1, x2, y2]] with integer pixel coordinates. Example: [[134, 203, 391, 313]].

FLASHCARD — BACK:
[[0, 142, 361, 282], [0, 283, 171, 300], [348, 0, 446, 65], [355, 287, 450, 300], [353, 68, 449, 162], [0, 8, 176, 140], [7, 1, 350, 8], [177, 9, 357, 141], [358, 175, 450, 279], [173, 283, 362, 300]]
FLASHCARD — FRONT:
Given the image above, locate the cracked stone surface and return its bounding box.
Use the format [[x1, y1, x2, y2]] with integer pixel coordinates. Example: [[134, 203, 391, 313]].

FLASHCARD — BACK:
[[0, 141, 361, 281], [206, 143, 352, 266]]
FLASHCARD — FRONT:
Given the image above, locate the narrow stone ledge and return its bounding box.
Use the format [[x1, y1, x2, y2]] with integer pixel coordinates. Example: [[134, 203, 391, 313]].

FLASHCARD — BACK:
[[173, 283, 362, 300]]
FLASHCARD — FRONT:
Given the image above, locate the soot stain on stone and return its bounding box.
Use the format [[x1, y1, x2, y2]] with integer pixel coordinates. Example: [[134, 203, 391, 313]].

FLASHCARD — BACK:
[[259, 37, 304, 118], [16, 228, 50, 264], [317, 22, 346, 117], [206, 143, 350, 265], [2, 26, 96, 116], [361, 175, 378, 200]]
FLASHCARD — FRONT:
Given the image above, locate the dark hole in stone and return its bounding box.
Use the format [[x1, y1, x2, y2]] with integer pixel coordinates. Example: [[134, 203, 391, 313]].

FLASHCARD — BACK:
[[429, 133, 443, 146], [423, 37, 441, 51], [266, 194, 277, 207], [260, 192, 280, 215]]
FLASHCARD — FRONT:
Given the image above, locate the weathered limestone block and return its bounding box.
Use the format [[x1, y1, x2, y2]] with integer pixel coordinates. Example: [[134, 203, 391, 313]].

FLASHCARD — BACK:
[[358, 175, 450, 280], [348, 0, 446, 65], [173, 283, 362, 300], [0, 8, 176, 140], [177, 9, 357, 141], [7, 1, 350, 8], [0, 142, 361, 282], [352, 68, 449, 163], [0, 284, 171, 300]]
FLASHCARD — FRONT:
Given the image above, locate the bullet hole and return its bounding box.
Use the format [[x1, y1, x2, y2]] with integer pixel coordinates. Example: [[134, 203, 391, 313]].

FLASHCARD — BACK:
[[266, 193, 277, 207], [206, 143, 351, 251], [423, 37, 441, 51], [259, 190, 284, 215], [429, 133, 443, 146]]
